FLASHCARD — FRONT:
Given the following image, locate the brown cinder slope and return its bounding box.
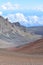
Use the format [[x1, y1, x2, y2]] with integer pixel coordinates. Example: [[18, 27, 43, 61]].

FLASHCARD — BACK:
[[18, 38, 43, 54], [9, 39, 43, 54]]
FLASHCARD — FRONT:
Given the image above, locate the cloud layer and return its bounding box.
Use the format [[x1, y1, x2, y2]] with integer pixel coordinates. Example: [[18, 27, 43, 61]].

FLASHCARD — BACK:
[[0, 2, 43, 11], [5, 13, 43, 26]]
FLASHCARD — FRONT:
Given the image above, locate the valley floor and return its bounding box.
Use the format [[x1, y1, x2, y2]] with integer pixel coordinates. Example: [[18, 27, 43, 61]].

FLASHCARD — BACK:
[[0, 50, 43, 65]]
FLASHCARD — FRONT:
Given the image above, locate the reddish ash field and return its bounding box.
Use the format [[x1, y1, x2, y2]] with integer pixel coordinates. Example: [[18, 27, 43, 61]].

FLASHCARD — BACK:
[[6, 38, 43, 54]]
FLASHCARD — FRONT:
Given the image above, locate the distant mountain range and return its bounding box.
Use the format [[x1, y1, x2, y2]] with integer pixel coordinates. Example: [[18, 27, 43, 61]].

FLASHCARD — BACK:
[[0, 16, 42, 48]]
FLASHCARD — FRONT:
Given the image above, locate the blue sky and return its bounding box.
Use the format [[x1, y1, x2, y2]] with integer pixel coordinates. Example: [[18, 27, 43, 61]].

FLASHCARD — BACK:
[[0, 0, 43, 26]]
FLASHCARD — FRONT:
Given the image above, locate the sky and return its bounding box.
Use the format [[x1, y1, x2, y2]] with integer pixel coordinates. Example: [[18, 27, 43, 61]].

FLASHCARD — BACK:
[[0, 0, 43, 27]]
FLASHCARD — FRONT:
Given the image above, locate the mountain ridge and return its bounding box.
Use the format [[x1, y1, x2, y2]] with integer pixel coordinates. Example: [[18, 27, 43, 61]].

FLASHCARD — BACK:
[[0, 16, 42, 48]]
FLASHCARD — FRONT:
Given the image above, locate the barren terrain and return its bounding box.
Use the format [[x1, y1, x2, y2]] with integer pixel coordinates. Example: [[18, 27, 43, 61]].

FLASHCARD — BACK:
[[7, 39, 43, 54], [0, 50, 43, 65], [0, 39, 43, 65]]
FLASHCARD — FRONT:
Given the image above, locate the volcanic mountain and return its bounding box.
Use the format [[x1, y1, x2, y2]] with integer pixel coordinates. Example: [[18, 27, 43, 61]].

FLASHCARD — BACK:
[[0, 16, 42, 48]]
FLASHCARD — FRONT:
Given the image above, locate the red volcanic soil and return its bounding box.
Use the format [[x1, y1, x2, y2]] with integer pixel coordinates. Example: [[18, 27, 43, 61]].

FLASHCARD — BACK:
[[7, 39, 43, 54]]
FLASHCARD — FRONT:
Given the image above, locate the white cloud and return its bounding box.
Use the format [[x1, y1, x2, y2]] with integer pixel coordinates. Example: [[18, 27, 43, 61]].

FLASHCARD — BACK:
[[32, 5, 43, 12], [14, 13, 28, 22], [28, 15, 43, 25], [1, 2, 20, 10], [29, 16, 39, 21], [4, 13, 43, 26], [6, 13, 28, 23], [37, 7, 43, 11], [28, 16, 39, 24], [0, 11, 3, 15]]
